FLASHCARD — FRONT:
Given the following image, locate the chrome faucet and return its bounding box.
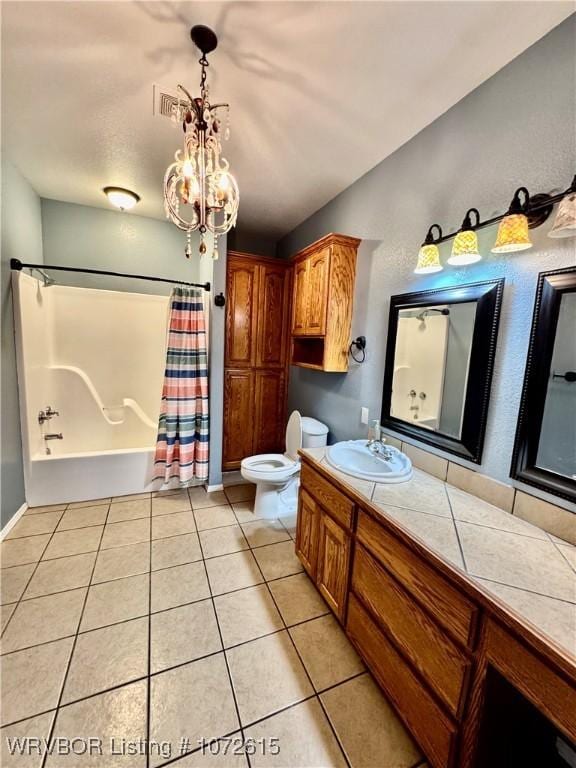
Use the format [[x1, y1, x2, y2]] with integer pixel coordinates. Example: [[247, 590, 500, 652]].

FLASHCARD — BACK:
[[38, 406, 60, 425], [367, 421, 394, 460], [44, 433, 63, 455]]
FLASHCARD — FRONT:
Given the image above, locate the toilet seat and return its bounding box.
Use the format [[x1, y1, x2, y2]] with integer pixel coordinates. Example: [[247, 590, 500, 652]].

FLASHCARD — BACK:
[[240, 453, 300, 483]]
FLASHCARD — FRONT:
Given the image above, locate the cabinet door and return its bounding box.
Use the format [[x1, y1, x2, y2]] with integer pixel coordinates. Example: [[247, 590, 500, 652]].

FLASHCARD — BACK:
[[225, 259, 258, 367], [253, 370, 285, 455], [305, 247, 330, 335], [256, 264, 290, 368], [295, 490, 320, 579], [316, 511, 351, 622], [291, 259, 309, 336], [223, 369, 255, 469]]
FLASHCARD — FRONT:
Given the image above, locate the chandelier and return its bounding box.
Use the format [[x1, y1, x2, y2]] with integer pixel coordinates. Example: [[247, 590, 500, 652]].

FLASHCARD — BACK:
[[163, 25, 239, 259]]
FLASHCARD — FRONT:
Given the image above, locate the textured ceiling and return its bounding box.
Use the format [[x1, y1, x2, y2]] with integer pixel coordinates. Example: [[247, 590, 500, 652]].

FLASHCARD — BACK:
[[2, 1, 573, 239]]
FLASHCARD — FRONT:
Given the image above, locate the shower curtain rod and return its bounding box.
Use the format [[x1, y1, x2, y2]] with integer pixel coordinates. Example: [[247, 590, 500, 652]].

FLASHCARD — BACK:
[[10, 259, 211, 292]]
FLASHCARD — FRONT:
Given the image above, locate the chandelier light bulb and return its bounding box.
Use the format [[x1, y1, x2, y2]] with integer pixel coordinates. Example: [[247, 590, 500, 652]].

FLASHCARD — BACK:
[[182, 159, 194, 179]]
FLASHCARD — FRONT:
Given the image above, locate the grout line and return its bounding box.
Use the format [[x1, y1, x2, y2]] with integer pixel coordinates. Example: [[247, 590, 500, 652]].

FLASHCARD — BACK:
[[0, 595, 331, 660], [473, 575, 576, 606], [40, 497, 112, 768], [445, 487, 469, 574], [0, 515, 68, 640], [4, 509, 66, 541], [195, 520, 252, 768], [2, 607, 336, 730], [546, 535, 576, 575], [246, 546, 352, 768], [2, 568, 329, 657]]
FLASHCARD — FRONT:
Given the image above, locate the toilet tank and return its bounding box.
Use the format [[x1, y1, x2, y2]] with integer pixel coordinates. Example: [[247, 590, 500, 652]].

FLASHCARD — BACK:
[[301, 417, 329, 448]]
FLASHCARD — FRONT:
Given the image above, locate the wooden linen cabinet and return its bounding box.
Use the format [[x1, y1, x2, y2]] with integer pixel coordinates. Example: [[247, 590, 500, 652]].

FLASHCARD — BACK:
[[223, 252, 291, 470]]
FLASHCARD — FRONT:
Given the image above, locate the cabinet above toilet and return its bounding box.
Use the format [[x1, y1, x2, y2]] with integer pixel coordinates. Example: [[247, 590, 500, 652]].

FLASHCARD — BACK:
[[290, 233, 361, 373]]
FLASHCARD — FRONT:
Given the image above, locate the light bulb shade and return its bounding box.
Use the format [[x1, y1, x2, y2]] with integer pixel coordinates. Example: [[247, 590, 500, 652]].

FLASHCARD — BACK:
[[548, 193, 576, 238], [414, 243, 443, 274], [448, 230, 482, 265], [491, 213, 532, 253], [103, 187, 140, 210]]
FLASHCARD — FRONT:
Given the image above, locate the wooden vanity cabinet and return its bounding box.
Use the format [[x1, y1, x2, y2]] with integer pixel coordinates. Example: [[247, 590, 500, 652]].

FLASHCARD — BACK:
[[295, 456, 576, 768], [290, 233, 360, 372], [316, 512, 351, 621], [295, 467, 353, 623], [223, 252, 291, 470], [295, 490, 320, 579]]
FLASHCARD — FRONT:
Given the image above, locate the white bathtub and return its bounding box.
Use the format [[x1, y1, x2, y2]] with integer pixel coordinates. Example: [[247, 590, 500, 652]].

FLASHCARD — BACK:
[[27, 447, 160, 507], [13, 273, 174, 506]]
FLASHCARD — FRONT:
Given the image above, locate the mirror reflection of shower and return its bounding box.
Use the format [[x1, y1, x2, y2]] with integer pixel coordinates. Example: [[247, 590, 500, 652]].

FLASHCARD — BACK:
[[391, 302, 477, 439]]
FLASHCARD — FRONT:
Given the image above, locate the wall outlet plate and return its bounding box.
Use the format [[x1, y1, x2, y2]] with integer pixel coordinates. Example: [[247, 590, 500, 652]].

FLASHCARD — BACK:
[[361, 407, 369, 425]]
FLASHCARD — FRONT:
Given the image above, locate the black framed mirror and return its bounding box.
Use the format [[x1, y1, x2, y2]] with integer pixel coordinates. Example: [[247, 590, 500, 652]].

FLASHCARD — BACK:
[[510, 267, 576, 503], [381, 279, 504, 463]]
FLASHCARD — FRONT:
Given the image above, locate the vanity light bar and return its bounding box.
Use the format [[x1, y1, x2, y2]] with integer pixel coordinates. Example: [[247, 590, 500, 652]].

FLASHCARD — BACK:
[[414, 175, 576, 274]]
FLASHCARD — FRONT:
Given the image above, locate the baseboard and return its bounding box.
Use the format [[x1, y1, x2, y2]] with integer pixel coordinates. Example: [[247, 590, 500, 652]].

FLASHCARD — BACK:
[[1, 501, 28, 541], [206, 483, 224, 493]]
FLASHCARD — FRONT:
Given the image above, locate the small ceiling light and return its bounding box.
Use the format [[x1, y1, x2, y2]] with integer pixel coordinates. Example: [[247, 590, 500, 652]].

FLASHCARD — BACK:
[[448, 208, 482, 265], [548, 175, 576, 238], [492, 187, 532, 253], [103, 187, 141, 211], [414, 225, 443, 274]]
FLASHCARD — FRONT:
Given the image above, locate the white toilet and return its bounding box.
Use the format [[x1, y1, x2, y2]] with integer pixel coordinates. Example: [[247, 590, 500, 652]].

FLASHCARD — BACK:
[[240, 411, 329, 519]]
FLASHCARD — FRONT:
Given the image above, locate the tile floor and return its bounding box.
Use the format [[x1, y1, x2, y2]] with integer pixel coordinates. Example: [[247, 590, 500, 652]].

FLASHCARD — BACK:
[[1, 483, 425, 768]]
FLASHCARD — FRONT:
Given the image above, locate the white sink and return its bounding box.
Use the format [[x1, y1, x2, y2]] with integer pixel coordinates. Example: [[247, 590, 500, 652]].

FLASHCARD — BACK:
[[326, 440, 413, 483]]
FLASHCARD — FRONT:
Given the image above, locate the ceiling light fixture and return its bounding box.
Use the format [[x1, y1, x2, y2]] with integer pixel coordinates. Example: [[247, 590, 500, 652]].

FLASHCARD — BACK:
[[491, 187, 532, 253], [163, 25, 239, 259], [103, 187, 140, 211], [448, 208, 482, 265], [414, 225, 443, 274]]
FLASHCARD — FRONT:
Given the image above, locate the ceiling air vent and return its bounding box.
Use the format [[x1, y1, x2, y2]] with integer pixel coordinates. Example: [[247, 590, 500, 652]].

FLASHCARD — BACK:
[[152, 84, 183, 120]]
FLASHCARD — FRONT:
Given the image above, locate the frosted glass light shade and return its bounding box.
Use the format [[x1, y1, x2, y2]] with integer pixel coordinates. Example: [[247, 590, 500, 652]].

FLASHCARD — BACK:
[[548, 193, 576, 238], [103, 187, 140, 211], [414, 244, 443, 274], [448, 230, 482, 265], [492, 213, 532, 253]]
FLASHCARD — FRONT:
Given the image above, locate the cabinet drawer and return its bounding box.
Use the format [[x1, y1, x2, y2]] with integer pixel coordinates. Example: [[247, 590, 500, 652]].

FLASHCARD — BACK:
[[347, 594, 457, 768], [357, 510, 477, 649], [352, 544, 470, 718], [301, 463, 354, 530]]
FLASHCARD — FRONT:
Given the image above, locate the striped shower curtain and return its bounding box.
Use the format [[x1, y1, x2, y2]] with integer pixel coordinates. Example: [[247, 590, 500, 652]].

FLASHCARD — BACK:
[[153, 287, 209, 485]]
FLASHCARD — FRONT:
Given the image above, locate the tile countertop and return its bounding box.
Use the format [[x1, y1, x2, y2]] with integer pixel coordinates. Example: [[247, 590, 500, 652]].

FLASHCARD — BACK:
[[300, 447, 576, 659]]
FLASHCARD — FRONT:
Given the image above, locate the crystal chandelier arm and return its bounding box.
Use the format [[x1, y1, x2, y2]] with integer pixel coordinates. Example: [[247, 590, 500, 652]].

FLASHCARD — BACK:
[[176, 84, 194, 105]]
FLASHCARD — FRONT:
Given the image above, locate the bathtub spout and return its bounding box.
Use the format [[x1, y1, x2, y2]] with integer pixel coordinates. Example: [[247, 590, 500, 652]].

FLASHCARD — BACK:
[[44, 433, 63, 455]]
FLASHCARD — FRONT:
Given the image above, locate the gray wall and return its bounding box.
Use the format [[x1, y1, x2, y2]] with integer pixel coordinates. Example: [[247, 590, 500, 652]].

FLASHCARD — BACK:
[[279, 16, 576, 510], [41, 199, 202, 294], [1, 159, 44, 525]]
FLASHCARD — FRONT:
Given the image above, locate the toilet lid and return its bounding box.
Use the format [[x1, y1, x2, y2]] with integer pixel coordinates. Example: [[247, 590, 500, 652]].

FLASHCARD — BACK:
[[285, 411, 303, 460]]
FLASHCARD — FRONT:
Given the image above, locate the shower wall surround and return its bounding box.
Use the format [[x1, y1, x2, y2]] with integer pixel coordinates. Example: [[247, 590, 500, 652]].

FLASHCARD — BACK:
[[278, 16, 576, 512]]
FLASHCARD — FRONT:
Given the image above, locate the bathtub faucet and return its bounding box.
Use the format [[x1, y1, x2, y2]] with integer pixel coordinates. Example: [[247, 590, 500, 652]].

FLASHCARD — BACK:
[[44, 433, 63, 455], [38, 406, 60, 425]]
